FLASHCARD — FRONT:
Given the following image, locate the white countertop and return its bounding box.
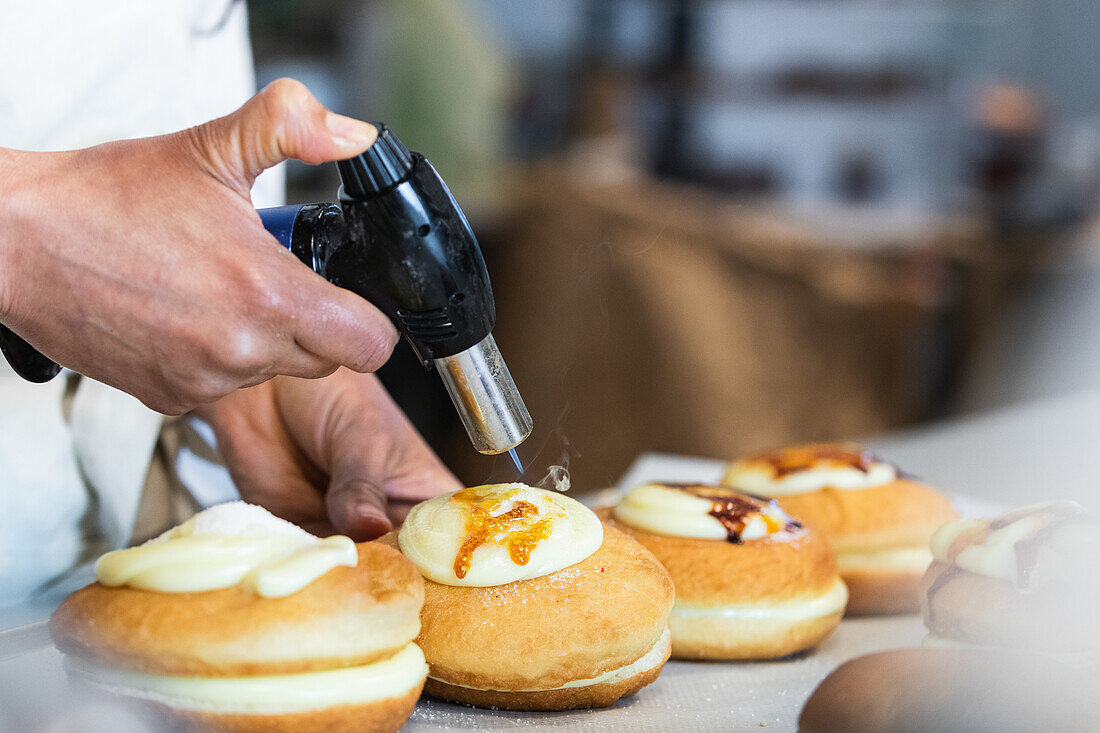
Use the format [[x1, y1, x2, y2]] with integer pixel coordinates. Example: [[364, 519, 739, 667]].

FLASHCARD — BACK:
[[870, 387, 1100, 507]]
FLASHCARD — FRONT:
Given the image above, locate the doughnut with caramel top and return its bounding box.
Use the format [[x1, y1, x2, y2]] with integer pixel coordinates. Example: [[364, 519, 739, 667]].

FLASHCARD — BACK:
[[380, 483, 674, 711], [601, 482, 846, 659], [920, 500, 1100, 659], [723, 442, 957, 614], [50, 502, 427, 733]]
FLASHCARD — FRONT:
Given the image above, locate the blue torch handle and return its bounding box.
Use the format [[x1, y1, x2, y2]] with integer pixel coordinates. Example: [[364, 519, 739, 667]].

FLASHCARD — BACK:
[[257, 204, 307, 250]]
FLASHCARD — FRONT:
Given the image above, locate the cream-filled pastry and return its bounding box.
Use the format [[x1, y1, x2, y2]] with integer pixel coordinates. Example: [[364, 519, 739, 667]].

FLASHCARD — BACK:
[[723, 442, 957, 614], [799, 501, 1100, 732], [380, 483, 673, 711], [920, 501, 1100, 660], [601, 483, 845, 660], [51, 502, 427, 733]]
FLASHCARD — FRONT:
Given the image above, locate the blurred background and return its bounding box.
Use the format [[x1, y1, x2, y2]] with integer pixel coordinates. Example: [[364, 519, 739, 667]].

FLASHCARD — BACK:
[[251, 0, 1100, 492]]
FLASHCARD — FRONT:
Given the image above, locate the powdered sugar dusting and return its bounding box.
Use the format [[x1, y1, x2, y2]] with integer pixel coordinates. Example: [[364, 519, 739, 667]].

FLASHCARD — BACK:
[[148, 501, 314, 544]]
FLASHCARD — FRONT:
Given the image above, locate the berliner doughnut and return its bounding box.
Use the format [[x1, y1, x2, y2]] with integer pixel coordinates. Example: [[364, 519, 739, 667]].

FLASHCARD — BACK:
[[921, 500, 1100, 658], [381, 483, 674, 711], [601, 482, 846, 659], [50, 502, 427, 733], [799, 648, 1097, 733], [722, 442, 957, 614]]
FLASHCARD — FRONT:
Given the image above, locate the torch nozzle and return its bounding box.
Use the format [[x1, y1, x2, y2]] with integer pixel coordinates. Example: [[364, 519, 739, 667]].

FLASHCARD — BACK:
[[433, 334, 533, 456]]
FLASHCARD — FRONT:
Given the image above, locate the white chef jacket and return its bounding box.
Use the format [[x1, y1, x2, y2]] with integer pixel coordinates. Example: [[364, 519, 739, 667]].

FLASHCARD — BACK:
[[0, 0, 282, 611]]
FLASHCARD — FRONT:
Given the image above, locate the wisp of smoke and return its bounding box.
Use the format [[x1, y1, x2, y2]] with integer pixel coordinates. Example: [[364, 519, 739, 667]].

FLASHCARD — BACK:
[[536, 464, 571, 493]]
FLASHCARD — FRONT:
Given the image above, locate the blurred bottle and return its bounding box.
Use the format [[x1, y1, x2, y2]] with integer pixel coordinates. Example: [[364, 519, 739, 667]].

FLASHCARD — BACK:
[[968, 84, 1046, 238]]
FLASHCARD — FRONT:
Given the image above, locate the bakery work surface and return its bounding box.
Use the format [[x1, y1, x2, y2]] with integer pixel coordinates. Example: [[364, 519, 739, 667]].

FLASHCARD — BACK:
[[1, 613, 923, 732], [1, 390, 1092, 731]]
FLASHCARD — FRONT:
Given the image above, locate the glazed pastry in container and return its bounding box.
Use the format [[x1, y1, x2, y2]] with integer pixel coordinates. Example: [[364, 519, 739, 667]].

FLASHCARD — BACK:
[[50, 502, 427, 733], [600, 483, 846, 659], [723, 442, 957, 614], [379, 483, 674, 711], [920, 500, 1100, 660]]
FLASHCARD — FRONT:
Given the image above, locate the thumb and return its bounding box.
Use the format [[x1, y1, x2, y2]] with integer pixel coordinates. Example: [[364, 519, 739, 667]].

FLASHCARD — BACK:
[[189, 77, 377, 190], [326, 475, 393, 542]]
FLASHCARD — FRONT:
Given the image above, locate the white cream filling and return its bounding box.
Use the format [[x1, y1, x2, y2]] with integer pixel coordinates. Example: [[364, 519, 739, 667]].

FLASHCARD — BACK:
[[724, 462, 896, 497], [94, 501, 357, 598], [836, 546, 933, 572], [612, 483, 796, 541], [430, 627, 671, 692], [931, 516, 1036, 581], [930, 501, 1091, 585], [64, 643, 427, 714], [670, 577, 849, 622], [399, 484, 603, 587]]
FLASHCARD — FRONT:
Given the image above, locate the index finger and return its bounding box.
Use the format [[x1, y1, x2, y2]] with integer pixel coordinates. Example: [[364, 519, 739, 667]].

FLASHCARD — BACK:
[[284, 262, 400, 374]]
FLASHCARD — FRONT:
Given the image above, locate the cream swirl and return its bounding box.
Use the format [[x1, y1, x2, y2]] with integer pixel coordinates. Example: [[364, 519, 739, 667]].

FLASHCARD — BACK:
[[930, 500, 1096, 589], [722, 443, 896, 497], [612, 483, 800, 542], [94, 502, 357, 598], [398, 483, 603, 587]]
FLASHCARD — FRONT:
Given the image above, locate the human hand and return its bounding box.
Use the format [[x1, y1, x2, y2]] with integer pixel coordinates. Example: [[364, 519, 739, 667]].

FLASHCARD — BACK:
[[193, 368, 462, 539], [0, 78, 398, 414]]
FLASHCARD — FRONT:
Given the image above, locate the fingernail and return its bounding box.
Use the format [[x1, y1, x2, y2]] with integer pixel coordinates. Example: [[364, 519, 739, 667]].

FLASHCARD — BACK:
[[350, 501, 392, 540], [325, 113, 377, 150]]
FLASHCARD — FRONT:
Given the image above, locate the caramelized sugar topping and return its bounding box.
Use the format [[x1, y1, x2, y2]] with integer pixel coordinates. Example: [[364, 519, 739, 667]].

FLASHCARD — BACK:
[[663, 484, 801, 543], [747, 443, 876, 479], [450, 488, 558, 579]]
